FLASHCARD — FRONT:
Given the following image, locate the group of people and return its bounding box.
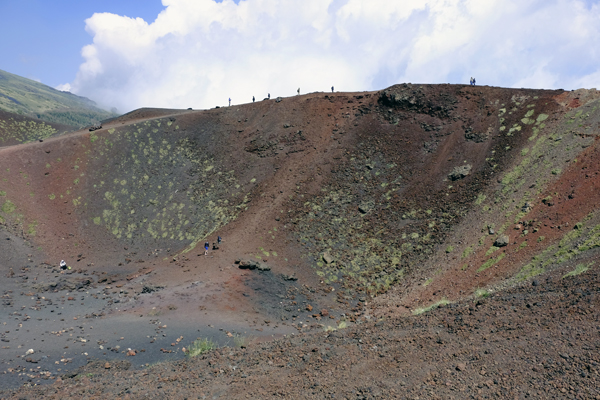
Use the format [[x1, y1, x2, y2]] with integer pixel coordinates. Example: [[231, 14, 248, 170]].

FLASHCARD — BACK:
[[233, 86, 336, 106], [204, 236, 222, 256], [470, 77, 477, 85]]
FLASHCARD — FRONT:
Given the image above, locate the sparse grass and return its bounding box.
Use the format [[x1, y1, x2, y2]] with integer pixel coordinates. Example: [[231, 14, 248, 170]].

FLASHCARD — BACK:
[[474, 288, 490, 299], [144, 360, 167, 369], [478, 253, 505, 272], [563, 263, 591, 278], [475, 193, 486, 205], [515, 263, 545, 281], [186, 338, 216, 358], [233, 335, 248, 348], [412, 299, 450, 315], [147, 308, 161, 317], [445, 245, 454, 253], [485, 246, 500, 256], [2, 200, 16, 213], [462, 246, 474, 258], [325, 320, 348, 332]]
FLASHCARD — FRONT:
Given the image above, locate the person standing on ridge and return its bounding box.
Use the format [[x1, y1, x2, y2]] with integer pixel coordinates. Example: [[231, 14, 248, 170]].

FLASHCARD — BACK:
[[331, 86, 334, 92], [229, 98, 231, 106], [252, 96, 255, 102], [204, 241, 210, 256], [217, 236, 222, 244], [473, 77, 476, 85], [268, 93, 270, 99], [297, 88, 300, 95]]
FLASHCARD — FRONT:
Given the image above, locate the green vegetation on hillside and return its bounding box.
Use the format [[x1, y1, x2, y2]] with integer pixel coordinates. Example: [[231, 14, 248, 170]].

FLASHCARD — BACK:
[[0, 69, 117, 128], [0, 117, 57, 144]]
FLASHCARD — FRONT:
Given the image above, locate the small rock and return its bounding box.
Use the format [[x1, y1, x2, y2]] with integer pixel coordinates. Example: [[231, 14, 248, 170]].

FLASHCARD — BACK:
[[358, 201, 373, 214], [448, 164, 472, 181], [257, 263, 271, 271], [456, 362, 467, 371], [104, 362, 111, 369], [322, 252, 334, 264], [522, 202, 533, 212], [494, 235, 509, 247], [238, 260, 259, 270], [306, 304, 313, 312]]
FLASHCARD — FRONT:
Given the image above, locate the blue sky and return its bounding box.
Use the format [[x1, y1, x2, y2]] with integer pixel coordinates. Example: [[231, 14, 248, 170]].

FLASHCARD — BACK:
[[0, 0, 166, 86], [1, 0, 599, 113]]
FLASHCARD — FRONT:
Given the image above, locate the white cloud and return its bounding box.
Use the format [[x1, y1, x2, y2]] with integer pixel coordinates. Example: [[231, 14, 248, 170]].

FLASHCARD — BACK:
[[69, 0, 600, 112], [55, 83, 72, 92]]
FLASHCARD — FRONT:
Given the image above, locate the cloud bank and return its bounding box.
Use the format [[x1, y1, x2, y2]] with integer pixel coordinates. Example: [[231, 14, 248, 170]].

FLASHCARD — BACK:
[[68, 0, 600, 112]]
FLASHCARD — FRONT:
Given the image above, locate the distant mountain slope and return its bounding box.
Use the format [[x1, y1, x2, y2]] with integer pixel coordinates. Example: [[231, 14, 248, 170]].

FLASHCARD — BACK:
[[0, 69, 117, 128], [0, 109, 74, 147]]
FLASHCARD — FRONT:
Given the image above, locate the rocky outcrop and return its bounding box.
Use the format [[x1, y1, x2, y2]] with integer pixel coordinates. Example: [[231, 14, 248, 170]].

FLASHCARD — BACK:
[[448, 164, 472, 181]]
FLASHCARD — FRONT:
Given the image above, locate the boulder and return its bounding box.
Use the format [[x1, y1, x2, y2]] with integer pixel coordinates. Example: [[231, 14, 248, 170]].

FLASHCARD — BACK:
[[358, 201, 374, 214], [322, 252, 334, 264], [494, 235, 510, 247], [238, 260, 258, 270], [257, 263, 271, 271], [448, 164, 472, 181], [522, 202, 533, 212]]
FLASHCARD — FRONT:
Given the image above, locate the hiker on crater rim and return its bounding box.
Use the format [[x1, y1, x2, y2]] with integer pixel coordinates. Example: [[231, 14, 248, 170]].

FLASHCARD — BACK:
[[252, 96, 255, 102], [218, 236, 222, 244], [331, 86, 334, 93], [297, 88, 300, 95], [268, 93, 270, 99], [228, 98, 231, 106], [204, 242, 210, 256]]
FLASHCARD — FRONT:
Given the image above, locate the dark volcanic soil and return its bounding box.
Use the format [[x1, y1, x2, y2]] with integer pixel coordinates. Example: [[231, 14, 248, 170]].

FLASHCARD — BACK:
[[3, 265, 599, 399], [1, 84, 600, 397]]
